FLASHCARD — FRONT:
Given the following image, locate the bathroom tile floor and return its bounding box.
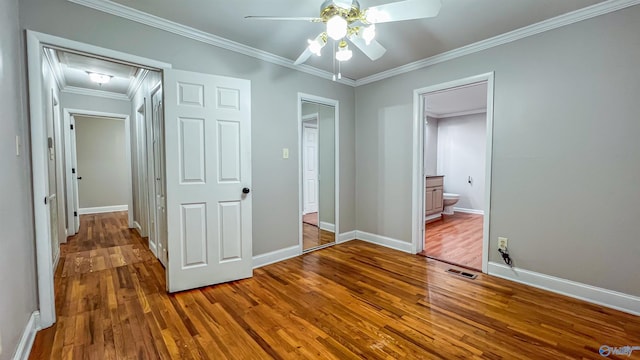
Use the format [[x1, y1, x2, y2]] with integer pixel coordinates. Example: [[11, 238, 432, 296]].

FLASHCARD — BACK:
[[420, 212, 483, 271]]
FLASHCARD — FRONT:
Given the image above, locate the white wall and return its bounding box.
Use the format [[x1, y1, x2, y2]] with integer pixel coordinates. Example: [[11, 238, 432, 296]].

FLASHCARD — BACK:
[[19, 0, 356, 257], [355, 5, 640, 297], [75, 116, 129, 208], [424, 116, 438, 176], [436, 113, 486, 211], [0, 0, 39, 358]]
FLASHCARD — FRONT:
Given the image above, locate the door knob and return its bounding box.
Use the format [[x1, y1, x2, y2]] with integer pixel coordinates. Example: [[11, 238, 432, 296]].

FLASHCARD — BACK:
[[77, 176, 82, 180], [242, 187, 250, 194]]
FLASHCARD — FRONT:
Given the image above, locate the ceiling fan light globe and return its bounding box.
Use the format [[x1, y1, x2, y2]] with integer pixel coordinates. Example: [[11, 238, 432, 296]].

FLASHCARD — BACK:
[[327, 15, 348, 40], [336, 47, 352, 62], [362, 25, 376, 45], [308, 41, 323, 56]]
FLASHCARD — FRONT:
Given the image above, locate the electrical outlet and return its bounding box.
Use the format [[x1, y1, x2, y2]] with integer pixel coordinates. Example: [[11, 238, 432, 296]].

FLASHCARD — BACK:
[[498, 237, 508, 250]]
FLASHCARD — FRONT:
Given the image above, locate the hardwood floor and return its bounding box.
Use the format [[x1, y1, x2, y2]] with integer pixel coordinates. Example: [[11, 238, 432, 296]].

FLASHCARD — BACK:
[[31, 212, 640, 359], [302, 222, 335, 251], [421, 212, 484, 270]]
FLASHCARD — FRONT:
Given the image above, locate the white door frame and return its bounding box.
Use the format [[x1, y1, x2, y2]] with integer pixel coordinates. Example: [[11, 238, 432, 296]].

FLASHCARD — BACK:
[[411, 72, 495, 273], [63, 109, 133, 228], [297, 93, 340, 253], [27, 30, 171, 328]]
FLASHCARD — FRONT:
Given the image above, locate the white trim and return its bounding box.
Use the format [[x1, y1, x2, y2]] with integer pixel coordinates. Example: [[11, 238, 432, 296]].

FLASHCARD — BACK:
[[355, 0, 640, 86], [319, 221, 335, 233], [78, 205, 128, 215], [133, 220, 143, 233], [412, 73, 494, 275], [66, 0, 639, 87], [53, 250, 60, 272], [337, 230, 356, 243], [453, 207, 485, 215], [488, 262, 640, 316], [355, 231, 413, 254], [27, 30, 171, 329], [252, 245, 300, 269], [42, 47, 65, 90], [12, 311, 41, 360], [298, 93, 340, 253], [126, 69, 149, 99], [67, 0, 356, 86], [424, 213, 442, 222], [427, 108, 487, 119], [62, 86, 130, 101]]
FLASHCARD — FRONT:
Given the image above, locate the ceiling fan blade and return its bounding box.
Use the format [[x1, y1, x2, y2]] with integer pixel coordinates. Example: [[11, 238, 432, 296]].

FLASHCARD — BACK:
[[348, 36, 387, 61], [244, 16, 321, 22], [294, 47, 314, 65], [365, 0, 442, 24]]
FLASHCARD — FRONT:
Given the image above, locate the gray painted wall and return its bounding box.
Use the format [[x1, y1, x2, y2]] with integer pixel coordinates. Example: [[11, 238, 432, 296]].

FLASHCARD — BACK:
[[355, 6, 640, 297], [436, 113, 486, 211], [0, 0, 38, 358], [75, 116, 129, 208], [19, 0, 356, 257]]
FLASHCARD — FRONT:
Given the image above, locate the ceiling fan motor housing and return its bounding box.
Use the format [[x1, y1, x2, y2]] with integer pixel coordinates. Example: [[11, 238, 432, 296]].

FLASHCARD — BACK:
[[320, 0, 365, 24]]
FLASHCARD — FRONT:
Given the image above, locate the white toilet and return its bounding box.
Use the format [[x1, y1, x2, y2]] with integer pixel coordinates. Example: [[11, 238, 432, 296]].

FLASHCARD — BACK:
[[442, 193, 460, 215]]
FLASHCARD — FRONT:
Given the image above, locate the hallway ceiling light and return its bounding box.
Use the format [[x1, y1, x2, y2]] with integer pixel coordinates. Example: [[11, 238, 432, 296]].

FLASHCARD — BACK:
[[87, 72, 112, 85]]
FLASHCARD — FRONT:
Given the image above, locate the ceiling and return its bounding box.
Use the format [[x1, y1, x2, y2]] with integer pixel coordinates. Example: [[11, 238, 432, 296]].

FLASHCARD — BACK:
[[424, 82, 487, 118], [107, 0, 606, 80], [46, 47, 144, 98]]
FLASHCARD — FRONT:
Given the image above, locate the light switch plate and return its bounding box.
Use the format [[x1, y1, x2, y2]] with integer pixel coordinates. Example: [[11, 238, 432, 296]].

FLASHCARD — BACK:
[[282, 148, 289, 159]]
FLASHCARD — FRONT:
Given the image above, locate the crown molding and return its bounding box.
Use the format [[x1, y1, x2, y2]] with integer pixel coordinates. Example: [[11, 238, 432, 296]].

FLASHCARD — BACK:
[[67, 0, 357, 87], [426, 107, 486, 119], [355, 0, 640, 86], [62, 85, 131, 101], [126, 68, 149, 99], [67, 0, 639, 88], [42, 47, 67, 90]]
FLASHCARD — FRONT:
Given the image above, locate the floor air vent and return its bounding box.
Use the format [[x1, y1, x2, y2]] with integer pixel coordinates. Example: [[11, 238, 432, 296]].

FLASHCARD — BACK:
[[446, 268, 477, 280]]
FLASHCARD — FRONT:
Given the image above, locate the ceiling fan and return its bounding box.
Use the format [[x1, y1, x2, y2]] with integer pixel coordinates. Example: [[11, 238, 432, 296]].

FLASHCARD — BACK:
[[246, 0, 442, 66]]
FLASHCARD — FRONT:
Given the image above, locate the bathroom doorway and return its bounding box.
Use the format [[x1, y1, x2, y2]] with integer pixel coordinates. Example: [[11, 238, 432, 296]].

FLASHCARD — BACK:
[[411, 74, 494, 273]]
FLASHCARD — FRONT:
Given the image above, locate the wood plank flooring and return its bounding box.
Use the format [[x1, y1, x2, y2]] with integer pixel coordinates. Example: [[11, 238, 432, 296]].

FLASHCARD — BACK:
[[30, 212, 640, 359], [302, 222, 335, 251], [421, 212, 484, 270]]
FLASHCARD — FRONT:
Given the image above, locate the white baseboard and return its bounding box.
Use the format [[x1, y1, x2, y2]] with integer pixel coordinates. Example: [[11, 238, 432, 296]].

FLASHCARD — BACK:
[[319, 221, 335, 233], [424, 213, 442, 222], [253, 245, 300, 269], [148, 238, 157, 257], [355, 230, 413, 253], [454, 207, 485, 215], [337, 230, 356, 243], [12, 311, 41, 360], [488, 262, 640, 316], [78, 205, 128, 215], [53, 250, 60, 272]]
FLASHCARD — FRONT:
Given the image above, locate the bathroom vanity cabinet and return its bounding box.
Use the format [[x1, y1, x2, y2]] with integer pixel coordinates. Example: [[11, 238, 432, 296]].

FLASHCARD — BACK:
[[425, 176, 444, 216]]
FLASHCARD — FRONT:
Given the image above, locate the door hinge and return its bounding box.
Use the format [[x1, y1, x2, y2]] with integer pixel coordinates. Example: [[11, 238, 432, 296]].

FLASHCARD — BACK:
[[72, 168, 76, 174], [44, 197, 48, 205], [74, 211, 78, 217], [70, 124, 74, 130]]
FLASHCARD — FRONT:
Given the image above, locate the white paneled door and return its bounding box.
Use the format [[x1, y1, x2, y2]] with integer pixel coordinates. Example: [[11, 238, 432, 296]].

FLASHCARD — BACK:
[[302, 123, 318, 214], [163, 69, 252, 292]]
